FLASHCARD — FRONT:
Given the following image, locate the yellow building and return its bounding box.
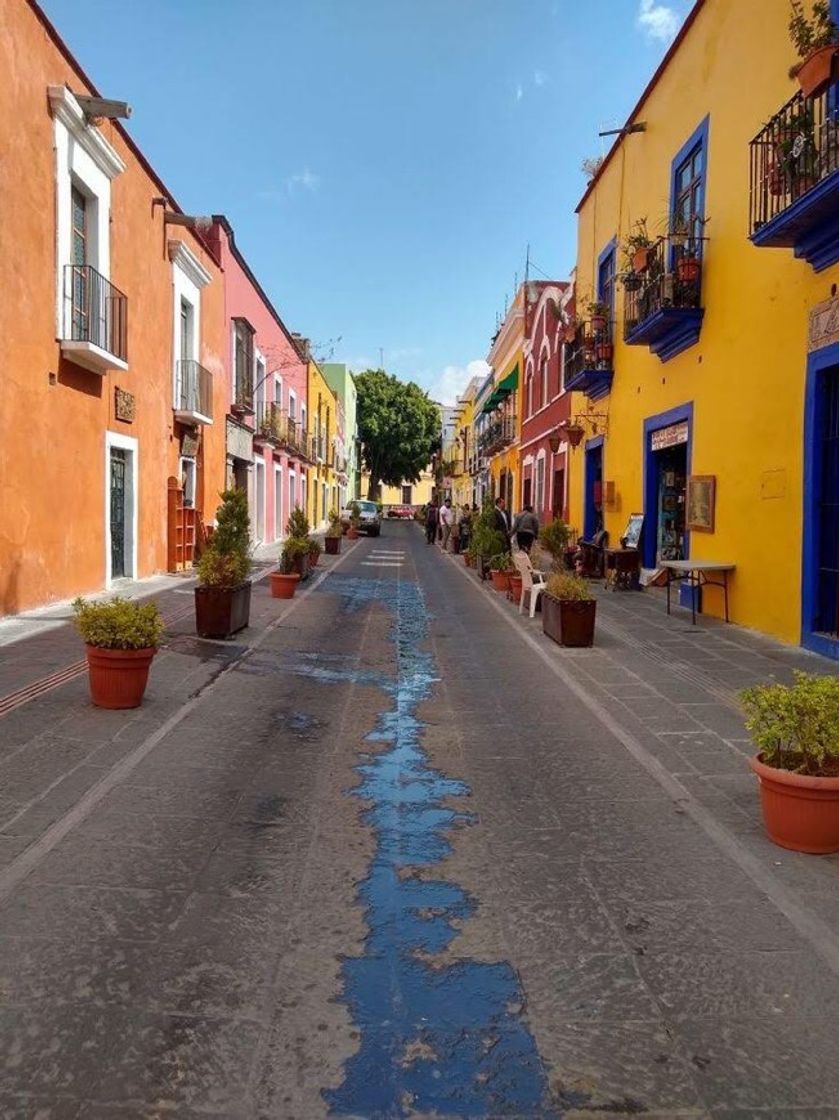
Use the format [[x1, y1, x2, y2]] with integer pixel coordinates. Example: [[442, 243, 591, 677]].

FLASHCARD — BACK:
[[360, 470, 434, 509], [450, 377, 480, 509], [306, 358, 339, 531], [567, 0, 839, 654], [475, 288, 525, 507]]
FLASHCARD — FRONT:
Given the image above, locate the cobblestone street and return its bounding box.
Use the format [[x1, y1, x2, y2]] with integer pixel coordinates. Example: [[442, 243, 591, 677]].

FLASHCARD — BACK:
[[1, 523, 839, 1118]]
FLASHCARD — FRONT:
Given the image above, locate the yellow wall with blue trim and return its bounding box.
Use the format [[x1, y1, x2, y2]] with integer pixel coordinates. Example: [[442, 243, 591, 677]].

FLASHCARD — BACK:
[[569, 0, 839, 645]]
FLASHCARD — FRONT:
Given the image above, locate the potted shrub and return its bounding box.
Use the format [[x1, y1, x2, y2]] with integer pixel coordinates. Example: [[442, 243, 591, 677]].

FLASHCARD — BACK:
[[620, 271, 642, 292], [542, 571, 596, 647], [623, 218, 654, 273], [308, 537, 323, 569], [489, 552, 513, 593], [282, 534, 310, 581], [325, 510, 343, 555], [539, 519, 571, 566], [789, 0, 839, 98], [742, 672, 839, 853], [347, 501, 361, 540], [270, 541, 303, 599], [463, 548, 474, 568], [471, 506, 506, 581], [195, 488, 252, 639], [587, 299, 609, 333], [73, 596, 164, 709]]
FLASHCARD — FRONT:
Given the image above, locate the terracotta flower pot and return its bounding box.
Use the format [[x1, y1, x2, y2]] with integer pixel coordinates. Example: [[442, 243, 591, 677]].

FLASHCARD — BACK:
[[590, 314, 607, 332], [325, 536, 341, 555], [270, 571, 300, 599], [292, 552, 310, 581], [542, 593, 596, 647], [509, 574, 523, 602], [195, 582, 252, 639], [677, 256, 700, 284], [632, 246, 651, 273], [750, 754, 839, 854], [490, 569, 511, 592], [85, 645, 155, 709], [795, 43, 838, 99], [347, 527, 359, 540]]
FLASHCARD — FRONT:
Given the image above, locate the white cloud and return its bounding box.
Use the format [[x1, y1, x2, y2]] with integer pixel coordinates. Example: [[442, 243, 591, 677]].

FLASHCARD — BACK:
[[515, 83, 524, 103], [533, 69, 548, 87], [637, 0, 680, 41], [426, 360, 491, 407], [285, 168, 321, 194]]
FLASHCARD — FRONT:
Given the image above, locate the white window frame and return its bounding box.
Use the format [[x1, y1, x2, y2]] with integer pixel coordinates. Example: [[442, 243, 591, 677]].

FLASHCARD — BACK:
[[253, 453, 266, 543], [104, 430, 138, 587], [535, 451, 546, 514], [273, 374, 283, 408], [288, 389, 297, 419], [169, 241, 211, 415], [273, 463, 283, 541], [255, 351, 266, 417], [179, 455, 196, 509], [289, 469, 297, 515]]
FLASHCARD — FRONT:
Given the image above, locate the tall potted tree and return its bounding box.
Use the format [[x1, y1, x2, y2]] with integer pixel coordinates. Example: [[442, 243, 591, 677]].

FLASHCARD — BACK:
[[73, 596, 164, 709], [325, 509, 343, 555], [743, 672, 839, 853], [195, 488, 252, 639], [285, 506, 311, 579]]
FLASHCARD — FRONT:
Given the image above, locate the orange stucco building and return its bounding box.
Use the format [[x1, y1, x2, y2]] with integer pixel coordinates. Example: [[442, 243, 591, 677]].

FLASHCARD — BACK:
[[0, 0, 228, 614]]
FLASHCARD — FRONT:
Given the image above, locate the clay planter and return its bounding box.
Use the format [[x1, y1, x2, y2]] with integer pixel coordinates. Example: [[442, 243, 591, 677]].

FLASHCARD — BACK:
[[347, 526, 359, 540], [325, 536, 341, 555], [509, 574, 523, 602], [795, 44, 838, 99], [270, 571, 300, 599], [85, 645, 155, 709], [632, 246, 651, 273], [750, 754, 839, 854], [490, 569, 511, 593], [676, 256, 700, 284], [590, 314, 607, 333], [542, 592, 596, 648], [195, 582, 252, 639]]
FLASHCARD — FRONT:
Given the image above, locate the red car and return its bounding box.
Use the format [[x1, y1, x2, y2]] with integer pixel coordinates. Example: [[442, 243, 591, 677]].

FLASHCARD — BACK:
[[386, 505, 414, 519]]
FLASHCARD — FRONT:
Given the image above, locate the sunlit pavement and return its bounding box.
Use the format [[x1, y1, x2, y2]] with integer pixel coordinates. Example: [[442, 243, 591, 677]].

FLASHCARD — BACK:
[[1, 523, 839, 1118]]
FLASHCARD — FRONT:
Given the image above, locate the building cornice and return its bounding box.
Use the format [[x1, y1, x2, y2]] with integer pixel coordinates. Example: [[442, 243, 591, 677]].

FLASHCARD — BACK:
[[168, 239, 212, 289], [47, 84, 125, 179]]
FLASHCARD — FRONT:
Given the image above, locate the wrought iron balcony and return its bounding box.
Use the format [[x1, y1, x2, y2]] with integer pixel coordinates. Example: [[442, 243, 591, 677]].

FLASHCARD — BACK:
[[174, 359, 213, 425], [623, 234, 706, 361], [253, 404, 316, 460], [478, 416, 517, 456], [61, 264, 128, 373], [749, 87, 839, 270], [564, 319, 614, 401]]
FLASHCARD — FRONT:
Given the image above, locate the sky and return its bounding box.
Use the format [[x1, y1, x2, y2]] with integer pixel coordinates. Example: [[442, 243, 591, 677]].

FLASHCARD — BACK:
[[42, 0, 692, 404]]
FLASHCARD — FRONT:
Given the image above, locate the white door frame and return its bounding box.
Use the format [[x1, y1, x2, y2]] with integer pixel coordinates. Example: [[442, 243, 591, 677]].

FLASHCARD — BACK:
[[273, 463, 283, 541], [104, 430, 138, 586], [254, 454, 266, 543]]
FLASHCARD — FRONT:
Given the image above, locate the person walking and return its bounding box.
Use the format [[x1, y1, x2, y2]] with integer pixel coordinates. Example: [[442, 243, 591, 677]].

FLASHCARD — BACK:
[[493, 496, 512, 551], [513, 504, 540, 553], [425, 499, 439, 544], [439, 499, 454, 551]]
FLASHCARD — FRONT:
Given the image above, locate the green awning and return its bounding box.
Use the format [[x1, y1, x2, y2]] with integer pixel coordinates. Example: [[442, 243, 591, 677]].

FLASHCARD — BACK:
[[480, 365, 519, 414]]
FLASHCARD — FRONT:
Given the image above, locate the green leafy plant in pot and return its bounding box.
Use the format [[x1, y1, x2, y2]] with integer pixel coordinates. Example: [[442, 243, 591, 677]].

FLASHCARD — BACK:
[[271, 537, 308, 599], [489, 551, 513, 593], [471, 500, 507, 580], [347, 501, 361, 539], [307, 536, 323, 568], [742, 672, 839, 853], [542, 571, 596, 647], [325, 509, 343, 554], [73, 596, 164, 709], [284, 506, 311, 580], [789, 0, 839, 98], [195, 488, 252, 639], [539, 519, 571, 568]]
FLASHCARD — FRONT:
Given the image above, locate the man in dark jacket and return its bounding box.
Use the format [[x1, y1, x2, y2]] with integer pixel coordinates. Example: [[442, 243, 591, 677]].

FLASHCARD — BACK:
[[513, 504, 539, 553], [493, 497, 511, 550], [425, 500, 439, 544]]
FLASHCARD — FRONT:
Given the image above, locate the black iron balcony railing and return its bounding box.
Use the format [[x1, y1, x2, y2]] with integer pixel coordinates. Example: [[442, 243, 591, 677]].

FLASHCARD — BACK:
[[750, 88, 839, 236], [564, 320, 614, 386], [478, 415, 516, 456], [623, 235, 704, 340], [254, 404, 316, 460], [63, 264, 127, 362], [175, 359, 213, 422]]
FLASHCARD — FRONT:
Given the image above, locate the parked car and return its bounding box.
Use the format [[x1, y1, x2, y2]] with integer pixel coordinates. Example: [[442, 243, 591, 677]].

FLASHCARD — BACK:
[[386, 505, 414, 519], [340, 499, 382, 537]]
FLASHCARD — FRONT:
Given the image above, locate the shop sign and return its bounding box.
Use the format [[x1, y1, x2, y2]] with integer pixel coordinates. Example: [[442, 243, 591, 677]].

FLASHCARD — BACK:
[[809, 295, 839, 352], [226, 417, 253, 462], [181, 430, 200, 458], [114, 387, 135, 423], [650, 420, 688, 451]]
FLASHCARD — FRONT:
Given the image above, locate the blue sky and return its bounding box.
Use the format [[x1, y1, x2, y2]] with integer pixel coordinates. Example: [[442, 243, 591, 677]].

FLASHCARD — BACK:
[[43, 0, 691, 403]]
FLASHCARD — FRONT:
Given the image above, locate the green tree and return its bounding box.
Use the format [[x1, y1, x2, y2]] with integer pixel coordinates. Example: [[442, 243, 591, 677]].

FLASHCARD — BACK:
[[355, 369, 440, 500]]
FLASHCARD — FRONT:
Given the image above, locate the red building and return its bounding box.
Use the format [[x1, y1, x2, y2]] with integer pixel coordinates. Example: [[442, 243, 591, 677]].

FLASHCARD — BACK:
[[520, 281, 573, 528]]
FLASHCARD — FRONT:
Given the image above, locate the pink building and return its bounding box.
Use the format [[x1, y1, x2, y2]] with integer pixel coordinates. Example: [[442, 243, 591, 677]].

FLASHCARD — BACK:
[[206, 217, 313, 544]]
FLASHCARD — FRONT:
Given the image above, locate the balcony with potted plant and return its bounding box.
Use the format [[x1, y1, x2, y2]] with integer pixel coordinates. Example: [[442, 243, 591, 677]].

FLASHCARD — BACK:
[[622, 228, 706, 361], [563, 308, 614, 401]]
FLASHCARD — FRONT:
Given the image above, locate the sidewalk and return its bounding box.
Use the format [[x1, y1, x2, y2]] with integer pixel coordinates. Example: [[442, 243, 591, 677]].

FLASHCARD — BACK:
[[445, 547, 839, 937]]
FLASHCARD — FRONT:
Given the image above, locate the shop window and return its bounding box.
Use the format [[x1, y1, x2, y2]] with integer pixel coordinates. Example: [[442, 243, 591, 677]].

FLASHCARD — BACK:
[[535, 456, 545, 512]]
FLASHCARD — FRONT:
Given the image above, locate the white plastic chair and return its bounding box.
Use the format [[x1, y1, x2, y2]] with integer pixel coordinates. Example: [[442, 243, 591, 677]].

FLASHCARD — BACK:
[[512, 549, 546, 618]]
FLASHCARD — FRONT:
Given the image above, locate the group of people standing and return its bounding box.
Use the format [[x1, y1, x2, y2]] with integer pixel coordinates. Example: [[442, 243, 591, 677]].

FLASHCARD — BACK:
[[424, 496, 540, 554]]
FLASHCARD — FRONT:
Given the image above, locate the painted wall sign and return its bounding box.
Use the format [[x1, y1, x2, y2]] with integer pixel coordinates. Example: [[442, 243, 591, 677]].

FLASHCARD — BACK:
[[114, 387, 135, 423], [226, 417, 253, 462], [650, 420, 689, 451], [809, 295, 839, 352], [181, 430, 200, 458]]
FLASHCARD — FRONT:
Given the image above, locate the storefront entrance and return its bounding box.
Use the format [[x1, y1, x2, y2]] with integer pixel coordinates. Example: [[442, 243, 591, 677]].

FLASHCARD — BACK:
[[584, 439, 603, 538], [643, 405, 692, 569], [803, 348, 839, 657]]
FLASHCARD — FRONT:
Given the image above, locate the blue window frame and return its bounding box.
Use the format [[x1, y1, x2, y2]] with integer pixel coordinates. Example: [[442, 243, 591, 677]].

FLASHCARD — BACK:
[[596, 238, 617, 317], [669, 116, 710, 254]]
